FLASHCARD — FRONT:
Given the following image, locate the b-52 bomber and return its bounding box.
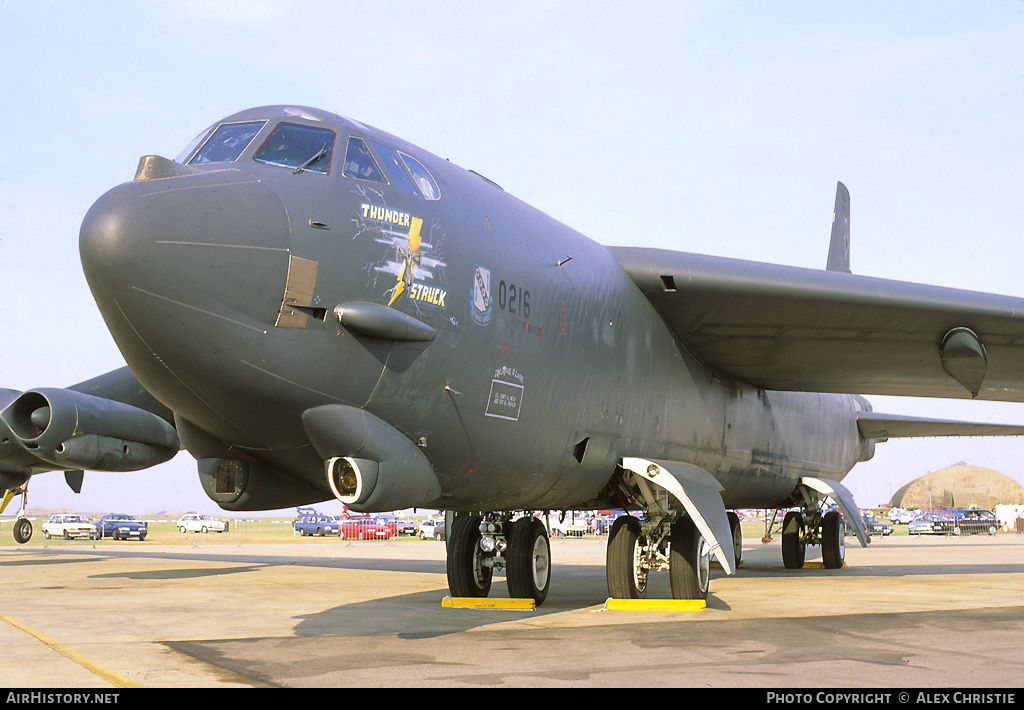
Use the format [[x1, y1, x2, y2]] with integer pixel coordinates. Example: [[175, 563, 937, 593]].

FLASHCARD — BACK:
[[5, 105, 1024, 604]]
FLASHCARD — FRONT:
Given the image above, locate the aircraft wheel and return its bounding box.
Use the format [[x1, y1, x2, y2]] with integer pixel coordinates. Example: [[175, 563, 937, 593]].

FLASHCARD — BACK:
[[781, 511, 806, 569], [13, 517, 32, 544], [728, 511, 742, 569], [822, 510, 845, 569], [669, 517, 710, 600], [506, 517, 551, 605], [606, 516, 647, 598], [446, 515, 492, 598]]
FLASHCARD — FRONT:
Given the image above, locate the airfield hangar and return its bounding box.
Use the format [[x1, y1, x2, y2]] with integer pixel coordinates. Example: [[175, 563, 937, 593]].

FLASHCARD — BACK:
[[889, 463, 1024, 509]]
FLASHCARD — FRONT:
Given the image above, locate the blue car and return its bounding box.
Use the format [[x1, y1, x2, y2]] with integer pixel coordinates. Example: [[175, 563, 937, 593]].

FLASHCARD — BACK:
[[98, 514, 148, 540], [294, 512, 338, 536]]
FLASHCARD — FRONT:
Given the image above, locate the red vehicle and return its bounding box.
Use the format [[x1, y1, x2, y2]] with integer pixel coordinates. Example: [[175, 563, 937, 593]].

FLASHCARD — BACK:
[[339, 517, 394, 540]]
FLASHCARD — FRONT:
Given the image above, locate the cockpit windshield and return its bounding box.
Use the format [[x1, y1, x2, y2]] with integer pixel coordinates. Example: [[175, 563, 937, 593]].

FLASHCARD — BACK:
[[252, 122, 336, 174], [398, 152, 440, 200], [187, 121, 266, 165]]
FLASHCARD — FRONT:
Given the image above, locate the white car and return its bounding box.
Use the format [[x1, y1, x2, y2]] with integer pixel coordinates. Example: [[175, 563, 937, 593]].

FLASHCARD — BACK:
[[42, 514, 98, 540], [418, 518, 443, 539], [177, 513, 228, 533]]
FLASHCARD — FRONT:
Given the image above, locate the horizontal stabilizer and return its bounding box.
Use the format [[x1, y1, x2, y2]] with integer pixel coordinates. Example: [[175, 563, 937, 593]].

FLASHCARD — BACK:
[[857, 413, 1024, 441]]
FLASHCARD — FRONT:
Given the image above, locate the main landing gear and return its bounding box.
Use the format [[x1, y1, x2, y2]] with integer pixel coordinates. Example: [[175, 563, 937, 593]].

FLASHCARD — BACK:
[[444, 504, 743, 605], [445, 513, 552, 605], [772, 504, 846, 570], [605, 509, 741, 601]]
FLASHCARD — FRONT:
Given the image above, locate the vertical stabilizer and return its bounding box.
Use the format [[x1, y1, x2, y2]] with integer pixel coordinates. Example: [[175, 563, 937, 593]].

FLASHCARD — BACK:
[[826, 181, 851, 273]]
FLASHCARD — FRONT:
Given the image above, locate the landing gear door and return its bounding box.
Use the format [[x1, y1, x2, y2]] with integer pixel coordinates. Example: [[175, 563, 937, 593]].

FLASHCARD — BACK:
[[801, 476, 869, 547], [621, 457, 735, 575]]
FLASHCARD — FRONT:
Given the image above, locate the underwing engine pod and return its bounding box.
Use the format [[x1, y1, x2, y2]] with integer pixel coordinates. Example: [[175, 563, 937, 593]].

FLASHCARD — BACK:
[[301, 403, 441, 513], [1, 388, 179, 471]]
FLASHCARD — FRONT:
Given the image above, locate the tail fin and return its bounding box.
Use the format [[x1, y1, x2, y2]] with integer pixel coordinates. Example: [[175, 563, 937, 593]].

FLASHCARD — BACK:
[[826, 181, 851, 273]]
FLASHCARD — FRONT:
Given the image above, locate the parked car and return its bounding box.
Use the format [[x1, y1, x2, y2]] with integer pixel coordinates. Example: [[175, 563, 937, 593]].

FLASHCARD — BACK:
[[293, 512, 338, 536], [951, 508, 1000, 536], [370, 516, 401, 537], [887, 508, 917, 524], [176, 513, 228, 533], [395, 518, 419, 536], [430, 518, 445, 541], [42, 514, 98, 540], [98, 514, 147, 540], [909, 512, 952, 535], [862, 515, 893, 536], [339, 517, 393, 540], [418, 518, 444, 539]]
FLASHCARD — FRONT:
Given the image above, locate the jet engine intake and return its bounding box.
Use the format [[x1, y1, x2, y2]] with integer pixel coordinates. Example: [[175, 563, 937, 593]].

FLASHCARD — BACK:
[[326, 456, 379, 505], [302, 403, 441, 512], [0, 388, 179, 472]]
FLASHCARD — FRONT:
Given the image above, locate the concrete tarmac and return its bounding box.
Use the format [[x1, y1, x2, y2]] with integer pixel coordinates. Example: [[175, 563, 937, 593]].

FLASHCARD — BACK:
[[1, 533, 1023, 688]]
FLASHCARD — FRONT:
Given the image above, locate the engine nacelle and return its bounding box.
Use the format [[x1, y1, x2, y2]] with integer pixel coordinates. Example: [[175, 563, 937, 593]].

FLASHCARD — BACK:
[[0, 388, 179, 472], [302, 403, 441, 512]]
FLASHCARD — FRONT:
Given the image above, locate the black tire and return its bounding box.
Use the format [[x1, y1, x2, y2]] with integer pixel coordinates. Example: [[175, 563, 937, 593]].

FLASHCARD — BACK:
[[727, 511, 742, 569], [822, 510, 845, 569], [13, 518, 32, 544], [606, 516, 647, 599], [669, 517, 710, 600], [782, 511, 805, 569], [506, 517, 551, 605], [446, 515, 492, 598]]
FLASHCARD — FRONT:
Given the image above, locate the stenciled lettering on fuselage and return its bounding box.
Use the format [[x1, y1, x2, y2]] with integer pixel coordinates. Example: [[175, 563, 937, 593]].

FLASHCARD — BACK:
[[486, 366, 525, 421], [358, 202, 448, 310]]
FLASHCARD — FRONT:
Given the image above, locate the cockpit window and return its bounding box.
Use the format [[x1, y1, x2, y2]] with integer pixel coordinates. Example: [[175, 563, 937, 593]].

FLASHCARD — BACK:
[[398, 152, 440, 200], [252, 122, 336, 174], [370, 140, 418, 195], [188, 121, 266, 165], [342, 137, 386, 183]]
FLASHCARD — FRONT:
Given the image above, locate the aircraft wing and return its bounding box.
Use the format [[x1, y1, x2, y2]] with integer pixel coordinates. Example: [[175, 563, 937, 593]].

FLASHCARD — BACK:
[[610, 247, 1024, 402]]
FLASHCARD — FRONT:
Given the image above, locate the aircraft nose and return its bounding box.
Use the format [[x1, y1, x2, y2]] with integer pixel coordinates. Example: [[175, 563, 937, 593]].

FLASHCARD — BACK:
[[80, 168, 291, 329]]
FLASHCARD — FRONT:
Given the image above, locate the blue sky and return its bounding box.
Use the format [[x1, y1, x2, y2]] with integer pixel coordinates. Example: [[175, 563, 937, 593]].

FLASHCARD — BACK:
[[2, 1, 1023, 516]]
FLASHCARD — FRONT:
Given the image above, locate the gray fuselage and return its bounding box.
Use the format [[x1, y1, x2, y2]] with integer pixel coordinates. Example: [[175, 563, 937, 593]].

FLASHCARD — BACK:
[[78, 106, 871, 512]]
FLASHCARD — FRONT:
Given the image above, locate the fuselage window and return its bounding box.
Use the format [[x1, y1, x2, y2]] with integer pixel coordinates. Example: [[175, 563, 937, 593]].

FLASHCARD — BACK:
[[370, 140, 418, 195], [252, 122, 336, 174], [398, 152, 440, 200], [188, 121, 267, 164], [342, 137, 386, 183]]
